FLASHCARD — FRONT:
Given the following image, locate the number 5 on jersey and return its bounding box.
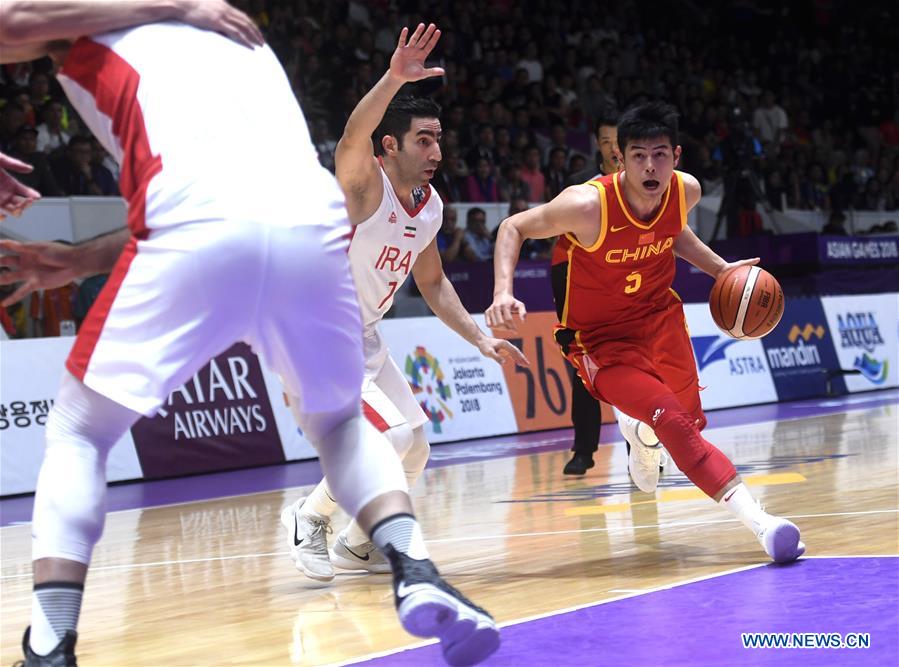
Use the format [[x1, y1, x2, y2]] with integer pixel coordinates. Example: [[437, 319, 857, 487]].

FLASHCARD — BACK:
[[625, 271, 642, 294]]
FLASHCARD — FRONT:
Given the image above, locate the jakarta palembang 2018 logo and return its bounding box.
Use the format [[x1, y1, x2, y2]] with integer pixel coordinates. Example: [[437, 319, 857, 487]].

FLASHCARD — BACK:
[[405, 346, 453, 433]]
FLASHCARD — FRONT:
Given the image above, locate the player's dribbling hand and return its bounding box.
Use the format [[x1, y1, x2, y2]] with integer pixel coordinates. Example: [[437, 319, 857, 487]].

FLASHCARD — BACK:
[[715, 257, 760, 280], [478, 337, 530, 367], [177, 0, 265, 49], [485, 292, 527, 332], [389, 23, 445, 83]]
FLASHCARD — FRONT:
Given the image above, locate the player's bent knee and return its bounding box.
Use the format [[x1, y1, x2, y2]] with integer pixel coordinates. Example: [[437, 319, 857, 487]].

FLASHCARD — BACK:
[[383, 422, 414, 458], [652, 408, 735, 497], [403, 426, 430, 473]]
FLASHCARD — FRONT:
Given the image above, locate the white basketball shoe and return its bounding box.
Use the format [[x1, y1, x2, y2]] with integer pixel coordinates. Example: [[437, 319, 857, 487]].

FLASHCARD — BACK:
[[754, 511, 806, 563], [617, 410, 666, 493], [280, 496, 334, 582], [330, 532, 392, 573]]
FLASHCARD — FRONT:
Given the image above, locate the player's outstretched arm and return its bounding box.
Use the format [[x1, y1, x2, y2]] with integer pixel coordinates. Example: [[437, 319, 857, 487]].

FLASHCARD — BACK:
[[0, 228, 129, 306], [412, 239, 529, 367], [674, 225, 759, 280], [336, 24, 444, 210], [0, 0, 262, 50], [487, 185, 598, 331]]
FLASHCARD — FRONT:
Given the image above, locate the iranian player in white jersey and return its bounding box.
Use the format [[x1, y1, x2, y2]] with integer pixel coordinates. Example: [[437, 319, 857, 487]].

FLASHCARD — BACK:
[[281, 25, 528, 581], [0, 6, 500, 666]]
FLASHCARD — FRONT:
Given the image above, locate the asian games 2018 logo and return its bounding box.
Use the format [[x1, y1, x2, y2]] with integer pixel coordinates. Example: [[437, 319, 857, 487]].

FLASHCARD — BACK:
[[405, 346, 453, 433]]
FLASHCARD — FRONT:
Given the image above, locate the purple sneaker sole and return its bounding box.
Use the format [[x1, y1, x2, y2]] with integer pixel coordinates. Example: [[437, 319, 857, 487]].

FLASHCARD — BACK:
[[768, 521, 803, 563]]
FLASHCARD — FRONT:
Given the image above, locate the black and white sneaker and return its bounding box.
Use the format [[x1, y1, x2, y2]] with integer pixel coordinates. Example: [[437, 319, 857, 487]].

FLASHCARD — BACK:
[[18, 627, 78, 667], [384, 545, 500, 666]]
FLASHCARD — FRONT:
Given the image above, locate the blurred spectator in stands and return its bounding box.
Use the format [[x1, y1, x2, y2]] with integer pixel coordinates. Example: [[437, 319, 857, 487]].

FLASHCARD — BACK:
[[568, 112, 619, 185], [509, 198, 554, 260], [516, 43, 543, 83], [0, 102, 26, 152], [764, 169, 788, 211], [465, 124, 496, 170], [36, 100, 71, 154], [821, 210, 848, 236], [7, 125, 63, 195], [465, 157, 499, 203], [73, 274, 109, 329], [52, 135, 113, 196], [28, 72, 52, 110], [88, 138, 118, 195], [493, 125, 513, 167], [799, 163, 830, 211], [310, 117, 337, 172], [498, 160, 531, 202], [544, 146, 569, 201], [542, 123, 571, 166], [463, 207, 494, 261], [433, 147, 466, 203], [436, 205, 474, 263], [30, 281, 77, 337], [520, 145, 546, 203]]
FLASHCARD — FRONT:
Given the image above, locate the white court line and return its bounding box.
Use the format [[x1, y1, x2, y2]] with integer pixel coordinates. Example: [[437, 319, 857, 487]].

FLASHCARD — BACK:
[[427, 508, 899, 543], [2, 508, 895, 581], [330, 552, 899, 666], [2, 392, 896, 532], [328, 561, 772, 666]]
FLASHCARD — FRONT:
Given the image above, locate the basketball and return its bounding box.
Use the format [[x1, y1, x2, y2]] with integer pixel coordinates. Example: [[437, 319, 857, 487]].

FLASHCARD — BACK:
[[709, 265, 785, 340]]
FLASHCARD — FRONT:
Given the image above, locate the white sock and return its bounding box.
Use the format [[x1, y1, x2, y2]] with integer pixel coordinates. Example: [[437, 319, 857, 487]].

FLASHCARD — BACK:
[[301, 481, 338, 520], [30, 582, 83, 655], [719, 483, 768, 536], [371, 514, 430, 560], [342, 519, 371, 547]]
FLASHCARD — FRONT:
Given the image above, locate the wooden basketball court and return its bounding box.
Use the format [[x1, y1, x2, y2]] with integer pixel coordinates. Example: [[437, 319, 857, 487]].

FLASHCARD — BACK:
[[1, 390, 897, 665]]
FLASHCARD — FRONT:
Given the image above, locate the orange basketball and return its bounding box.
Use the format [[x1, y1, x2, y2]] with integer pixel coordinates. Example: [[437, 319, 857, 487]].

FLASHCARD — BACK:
[[709, 265, 784, 340]]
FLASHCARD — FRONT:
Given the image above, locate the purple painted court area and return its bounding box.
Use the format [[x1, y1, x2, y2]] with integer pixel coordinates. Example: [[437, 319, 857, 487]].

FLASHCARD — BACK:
[[1, 389, 896, 526], [358, 557, 899, 667]]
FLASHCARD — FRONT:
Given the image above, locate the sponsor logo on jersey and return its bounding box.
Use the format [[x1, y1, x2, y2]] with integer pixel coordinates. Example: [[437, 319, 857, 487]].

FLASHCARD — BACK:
[[605, 236, 674, 264], [388, 211, 397, 224], [691, 335, 767, 375], [405, 346, 452, 433]]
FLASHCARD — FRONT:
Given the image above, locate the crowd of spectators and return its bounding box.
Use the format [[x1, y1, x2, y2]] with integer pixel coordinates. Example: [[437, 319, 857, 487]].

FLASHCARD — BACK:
[[260, 0, 897, 216], [2, 1, 896, 214], [2, 0, 898, 220]]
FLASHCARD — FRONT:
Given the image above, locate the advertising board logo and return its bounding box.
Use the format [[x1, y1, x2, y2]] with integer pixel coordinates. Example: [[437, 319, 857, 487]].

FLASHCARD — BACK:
[[836, 312, 888, 384], [691, 335, 766, 375], [788, 324, 825, 343], [837, 312, 885, 353], [130, 343, 284, 478], [767, 323, 825, 370], [405, 346, 453, 433]]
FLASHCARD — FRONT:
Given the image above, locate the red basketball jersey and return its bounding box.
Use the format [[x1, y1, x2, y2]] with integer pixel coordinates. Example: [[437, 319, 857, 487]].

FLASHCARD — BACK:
[[551, 170, 688, 349]]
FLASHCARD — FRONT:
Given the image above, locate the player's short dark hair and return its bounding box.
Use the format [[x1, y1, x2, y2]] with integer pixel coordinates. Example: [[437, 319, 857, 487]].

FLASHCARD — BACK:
[[617, 102, 679, 152], [594, 110, 620, 135], [373, 95, 442, 156]]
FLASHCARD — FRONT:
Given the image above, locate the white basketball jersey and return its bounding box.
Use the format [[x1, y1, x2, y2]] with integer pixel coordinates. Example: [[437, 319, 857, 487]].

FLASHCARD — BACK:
[[55, 22, 341, 234], [349, 165, 443, 330]]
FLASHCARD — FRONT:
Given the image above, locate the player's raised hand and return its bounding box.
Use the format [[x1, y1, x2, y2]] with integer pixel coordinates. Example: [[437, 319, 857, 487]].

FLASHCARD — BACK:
[[485, 292, 527, 332], [389, 23, 445, 83], [0, 152, 40, 221], [0, 239, 80, 306], [478, 337, 530, 367], [177, 0, 264, 49]]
